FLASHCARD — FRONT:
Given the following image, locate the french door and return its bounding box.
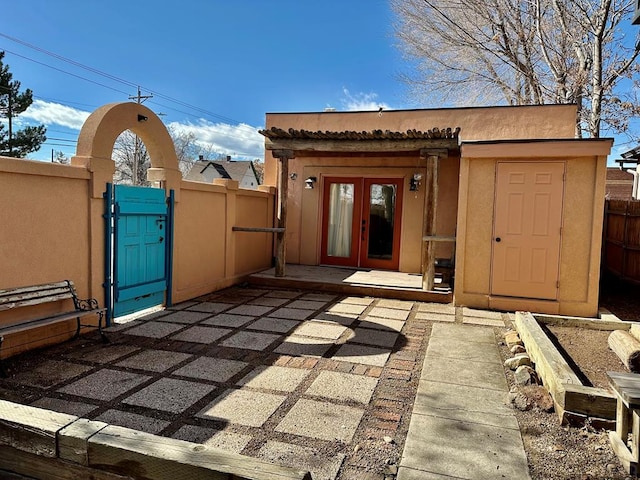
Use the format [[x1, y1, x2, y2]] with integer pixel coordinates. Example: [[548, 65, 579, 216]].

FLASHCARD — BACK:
[[321, 177, 403, 270]]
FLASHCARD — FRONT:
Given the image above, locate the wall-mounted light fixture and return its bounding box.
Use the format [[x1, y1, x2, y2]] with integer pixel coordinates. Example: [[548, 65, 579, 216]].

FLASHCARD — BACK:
[[290, 173, 297, 180], [305, 176, 317, 189], [137, 114, 148, 122], [409, 173, 423, 192]]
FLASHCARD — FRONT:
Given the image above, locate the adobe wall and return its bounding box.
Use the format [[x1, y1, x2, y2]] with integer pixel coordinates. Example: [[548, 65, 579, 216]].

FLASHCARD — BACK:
[[0, 102, 275, 359]]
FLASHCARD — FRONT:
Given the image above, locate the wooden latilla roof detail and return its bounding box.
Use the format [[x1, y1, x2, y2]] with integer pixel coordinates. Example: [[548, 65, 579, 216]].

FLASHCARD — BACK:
[[259, 127, 461, 154], [260, 126, 460, 141]]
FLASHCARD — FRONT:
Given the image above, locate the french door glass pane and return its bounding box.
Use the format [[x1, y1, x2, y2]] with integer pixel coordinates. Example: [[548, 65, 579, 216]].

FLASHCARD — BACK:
[[367, 184, 396, 260], [327, 183, 354, 257]]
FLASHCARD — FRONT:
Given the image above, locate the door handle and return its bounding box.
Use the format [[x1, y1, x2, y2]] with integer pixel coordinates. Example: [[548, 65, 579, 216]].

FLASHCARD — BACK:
[[159, 236, 164, 243], [495, 237, 502, 243]]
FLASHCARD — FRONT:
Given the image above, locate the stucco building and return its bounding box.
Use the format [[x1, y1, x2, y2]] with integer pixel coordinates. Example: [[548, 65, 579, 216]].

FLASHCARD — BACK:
[[261, 104, 612, 317]]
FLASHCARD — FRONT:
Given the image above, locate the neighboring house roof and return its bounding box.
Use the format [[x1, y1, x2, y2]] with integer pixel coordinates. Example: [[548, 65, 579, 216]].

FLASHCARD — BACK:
[[259, 126, 460, 140], [184, 159, 259, 186], [606, 167, 634, 200]]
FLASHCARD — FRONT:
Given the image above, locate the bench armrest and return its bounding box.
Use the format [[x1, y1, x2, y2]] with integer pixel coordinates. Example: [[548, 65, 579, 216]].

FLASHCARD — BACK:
[[75, 297, 100, 311]]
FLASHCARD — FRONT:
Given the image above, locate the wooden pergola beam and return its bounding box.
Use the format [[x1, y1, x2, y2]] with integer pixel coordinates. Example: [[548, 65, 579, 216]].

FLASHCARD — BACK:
[[273, 149, 294, 277], [265, 138, 458, 153]]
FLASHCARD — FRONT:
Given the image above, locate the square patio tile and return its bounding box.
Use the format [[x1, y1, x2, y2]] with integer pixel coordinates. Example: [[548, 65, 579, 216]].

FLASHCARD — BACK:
[[274, 335, 333, 358], [286, 300, 328, 311], [67, 345, 140, 364], [173, 357, 248, 383], [376, 299, 415, 310], [417, 303, 456, 315], [305, 371, 378, 404], [268, 308, 313, 320], [327, 303, 367, 315], [415, 311, 456, 323], [116, 349, 193, 372], [58, 369, 150, 401], [367, 307, 410, 321], [125, 321, 184, 339], [186, 302, 234, 314], [198, 389, 286, 427], [347, 327, 399, 348], [360, 316, 405, 332], [201, 313, 254, 328], [103, 320, 141, 333], [462, 316, 505, 327], [264, 290, 301, 299], [226, 288, 269, 297], [313, 312, 358, 326], [31, 397, 98, 417], [293, 321, 347, 340], [123, 378, 216, 413], [340, 296, 375, 306], [172, 425, 251, 453], [299, 293, 339, 302], [332, 344, 390, 367], [227, 305, 273, 316], [15, 360, 93, 388], [94, 409, 169, 434], [219, 331, 281, 351], [171, 326, 231, 344], [275, 399, 364, 443], [258, 441, 345, 480], [237, 365, 310, 392], [168, 301, 198, 310], [248, 297, 291, 307], [248, 317, 300, 333], [462, 307, 504, 320], [155, 311, 210, 324]]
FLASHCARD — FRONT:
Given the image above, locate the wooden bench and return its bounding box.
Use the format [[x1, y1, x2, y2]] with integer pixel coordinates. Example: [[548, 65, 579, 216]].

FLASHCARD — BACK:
[[0, 281, 107, 376], [607, 371, 640, 476]]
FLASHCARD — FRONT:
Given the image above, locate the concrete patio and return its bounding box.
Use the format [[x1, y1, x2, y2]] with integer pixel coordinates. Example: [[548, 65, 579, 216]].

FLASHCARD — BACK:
[[0, 285, 526, 480]]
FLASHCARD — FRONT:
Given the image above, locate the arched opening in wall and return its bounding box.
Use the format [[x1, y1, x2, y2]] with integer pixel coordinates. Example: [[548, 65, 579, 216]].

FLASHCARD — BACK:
[[108, 131, 171, 320], [113, 129, 153, 186]]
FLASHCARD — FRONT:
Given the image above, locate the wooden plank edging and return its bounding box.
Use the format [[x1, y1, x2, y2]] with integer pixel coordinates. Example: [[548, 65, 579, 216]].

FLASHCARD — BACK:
[[0, 400, 311, 480], [514, 312, 617, 424]]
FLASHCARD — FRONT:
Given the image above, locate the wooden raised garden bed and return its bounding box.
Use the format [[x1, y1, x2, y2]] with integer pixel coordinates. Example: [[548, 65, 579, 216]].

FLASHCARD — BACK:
[[514, 311, 635, 427]]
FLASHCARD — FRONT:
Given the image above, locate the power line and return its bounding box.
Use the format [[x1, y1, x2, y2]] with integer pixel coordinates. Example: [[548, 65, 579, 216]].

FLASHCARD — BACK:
[[0, 48, 130, 96], [0, 33, 259, 133]]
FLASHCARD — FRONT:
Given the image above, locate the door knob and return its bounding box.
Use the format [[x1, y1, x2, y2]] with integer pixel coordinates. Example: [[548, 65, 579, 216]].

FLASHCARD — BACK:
[[495, 237, 501, 243]]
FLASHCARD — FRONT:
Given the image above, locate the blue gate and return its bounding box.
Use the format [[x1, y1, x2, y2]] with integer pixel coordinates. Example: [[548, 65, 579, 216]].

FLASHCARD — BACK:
[[104, 184, 173, 319]]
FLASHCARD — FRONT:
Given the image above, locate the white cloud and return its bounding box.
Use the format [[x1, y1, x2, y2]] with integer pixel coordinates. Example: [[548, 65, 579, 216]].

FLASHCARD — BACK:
[[21, 99, 90, 130], [341, 88, 391, 111], [15, 100, 264, 160], [167, 119, 264, 159]]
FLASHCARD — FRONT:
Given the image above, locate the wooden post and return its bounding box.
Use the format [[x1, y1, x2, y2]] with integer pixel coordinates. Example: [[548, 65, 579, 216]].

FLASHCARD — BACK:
[[273, 149, 294, 277], [421, 149, 447, 291]]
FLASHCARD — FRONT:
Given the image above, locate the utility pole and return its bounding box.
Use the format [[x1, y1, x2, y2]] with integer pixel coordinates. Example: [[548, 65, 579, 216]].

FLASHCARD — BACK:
[[128, 86, 152, 185]]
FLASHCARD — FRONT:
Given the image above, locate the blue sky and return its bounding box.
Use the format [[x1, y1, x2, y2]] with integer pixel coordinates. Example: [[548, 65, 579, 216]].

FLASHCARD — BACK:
[[0, 0, 637, 163], [1, 0, 405, 161]]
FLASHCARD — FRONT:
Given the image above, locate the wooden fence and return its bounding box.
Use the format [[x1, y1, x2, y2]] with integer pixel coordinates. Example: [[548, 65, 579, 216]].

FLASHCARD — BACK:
[[602, 199, 640, 284]]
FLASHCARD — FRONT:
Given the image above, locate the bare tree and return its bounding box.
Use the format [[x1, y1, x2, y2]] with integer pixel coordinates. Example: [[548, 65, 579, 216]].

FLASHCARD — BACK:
[[112, 128, 227, 185], [392, 0, 640, 139]]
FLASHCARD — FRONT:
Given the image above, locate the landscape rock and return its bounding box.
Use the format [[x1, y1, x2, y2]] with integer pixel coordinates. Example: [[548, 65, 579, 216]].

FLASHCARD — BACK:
[[505, 331, 523, 348], [514, 365, 538, 385], [520, 385, 554, 412], [504, 354, 531, 370], [508, 391, 533, 411], [511, 344, 526, 354]]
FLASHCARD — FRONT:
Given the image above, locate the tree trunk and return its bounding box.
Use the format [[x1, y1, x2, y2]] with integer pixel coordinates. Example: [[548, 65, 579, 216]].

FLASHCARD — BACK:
[[608, 330, 640, 373]]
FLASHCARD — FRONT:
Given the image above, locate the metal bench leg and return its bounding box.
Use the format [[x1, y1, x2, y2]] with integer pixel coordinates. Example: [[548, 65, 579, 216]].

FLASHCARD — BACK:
[[97, 312, 109, 344], [74, 316, 82, 339], [0, 336, 6, 378]]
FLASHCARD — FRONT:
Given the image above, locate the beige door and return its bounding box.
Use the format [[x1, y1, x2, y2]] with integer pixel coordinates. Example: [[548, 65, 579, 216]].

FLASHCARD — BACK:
[[491, 162, 564, 300]]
